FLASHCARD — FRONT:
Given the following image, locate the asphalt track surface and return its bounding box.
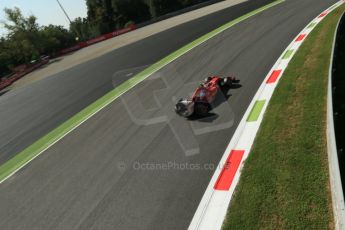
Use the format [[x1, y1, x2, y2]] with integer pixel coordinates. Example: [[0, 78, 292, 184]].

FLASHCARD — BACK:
[[0, 0, 338, 229], [0, 0, 273, 165]]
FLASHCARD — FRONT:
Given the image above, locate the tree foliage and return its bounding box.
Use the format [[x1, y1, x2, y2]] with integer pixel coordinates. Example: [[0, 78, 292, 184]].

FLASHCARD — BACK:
[[70, 17, 94, 40], [0, 7, 75, 77], [3, 7, 40, 64], [0, 0, 211, 78], [112, 0, 151, 25], [39, 25, 75, 54], [83, 0, 203, 35], [150, 0, 183, 17]]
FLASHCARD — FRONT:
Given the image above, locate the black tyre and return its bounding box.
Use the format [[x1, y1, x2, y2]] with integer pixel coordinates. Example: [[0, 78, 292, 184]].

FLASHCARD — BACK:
[[175, 101, 187, 116], [194, 102, 209, 116], [223, 77, 233, 87]]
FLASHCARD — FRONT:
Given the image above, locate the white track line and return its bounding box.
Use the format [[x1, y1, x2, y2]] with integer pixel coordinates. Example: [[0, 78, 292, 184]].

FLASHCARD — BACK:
[[188, 1, 345, 229], [0, 1, 284, 184]]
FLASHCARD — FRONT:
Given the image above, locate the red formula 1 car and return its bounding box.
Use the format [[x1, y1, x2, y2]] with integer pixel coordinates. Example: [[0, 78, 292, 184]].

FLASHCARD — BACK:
[[175, 76, 239, 117]]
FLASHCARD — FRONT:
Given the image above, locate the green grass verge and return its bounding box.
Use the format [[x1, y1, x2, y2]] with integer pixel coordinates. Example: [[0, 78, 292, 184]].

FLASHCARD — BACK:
[[223, 5, 345, 230]]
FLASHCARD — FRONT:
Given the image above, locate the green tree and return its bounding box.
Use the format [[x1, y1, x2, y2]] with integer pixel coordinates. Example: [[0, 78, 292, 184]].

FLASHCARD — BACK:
[[0, 7, 78, 77], [145, 0, 156, 18], [3, 7, 40, 63], [151, 0, 183, 17], [86, 0, 116, 35], [39, 25, 75, 54], [0, 38, 12, 76], [85, 0, 151, 33], [179, 0, 203, 7], [70, 17, 93, 40], [112, 0, 151, 26]]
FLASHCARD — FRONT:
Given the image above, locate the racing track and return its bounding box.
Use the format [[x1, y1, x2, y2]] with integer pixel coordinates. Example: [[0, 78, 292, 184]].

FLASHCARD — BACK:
[[0, 0, 272, 165], [0, 0, 338, 229]]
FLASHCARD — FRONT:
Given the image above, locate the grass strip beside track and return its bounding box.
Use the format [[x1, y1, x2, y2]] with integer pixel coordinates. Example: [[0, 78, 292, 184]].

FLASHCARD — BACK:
[[0, 0, 284, 183], [223, 5, 345, 230]]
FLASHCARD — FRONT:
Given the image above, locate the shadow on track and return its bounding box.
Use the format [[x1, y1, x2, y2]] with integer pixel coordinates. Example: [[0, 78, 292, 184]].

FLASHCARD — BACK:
[[188, 83, 242, 122]]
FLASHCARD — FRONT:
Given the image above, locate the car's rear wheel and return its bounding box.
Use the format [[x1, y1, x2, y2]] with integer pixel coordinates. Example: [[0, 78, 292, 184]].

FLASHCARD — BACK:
[[223, 77, 233, 87], [194, 102, 209, 116]]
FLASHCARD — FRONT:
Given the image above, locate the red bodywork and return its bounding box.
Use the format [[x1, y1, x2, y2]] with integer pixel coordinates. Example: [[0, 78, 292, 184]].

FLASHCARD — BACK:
[[191, 76, 222, 103]]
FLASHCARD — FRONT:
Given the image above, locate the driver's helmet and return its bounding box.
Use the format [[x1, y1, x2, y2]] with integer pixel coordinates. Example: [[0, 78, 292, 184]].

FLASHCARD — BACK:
[[199, 89, 206, 98]]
